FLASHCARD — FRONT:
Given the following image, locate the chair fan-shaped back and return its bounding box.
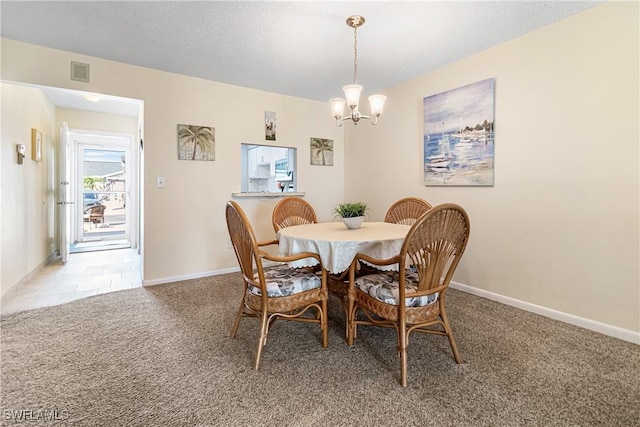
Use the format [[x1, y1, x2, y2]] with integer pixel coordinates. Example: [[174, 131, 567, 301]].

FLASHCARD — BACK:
[[225, 201, 260, 279], [272, 197, 318, 233], [402, 203, 470, 292], [384, 197, 432, 226]]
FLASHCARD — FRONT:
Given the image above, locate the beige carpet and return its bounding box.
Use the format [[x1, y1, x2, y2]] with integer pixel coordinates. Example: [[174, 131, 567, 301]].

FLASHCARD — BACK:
[[1, 273, 638, 426]]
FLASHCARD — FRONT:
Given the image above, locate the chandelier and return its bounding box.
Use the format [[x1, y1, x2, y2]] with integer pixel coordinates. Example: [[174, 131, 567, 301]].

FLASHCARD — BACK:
[[330, 15, 386, 127]]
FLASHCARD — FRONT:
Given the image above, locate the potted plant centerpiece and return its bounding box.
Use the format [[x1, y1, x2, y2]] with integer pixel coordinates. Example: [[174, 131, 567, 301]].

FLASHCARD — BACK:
[[334, 201, 369, 229]]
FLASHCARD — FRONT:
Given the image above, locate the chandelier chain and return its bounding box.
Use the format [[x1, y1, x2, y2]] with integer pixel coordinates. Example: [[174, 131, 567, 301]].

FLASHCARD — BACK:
[[353, 25, 358, 84]]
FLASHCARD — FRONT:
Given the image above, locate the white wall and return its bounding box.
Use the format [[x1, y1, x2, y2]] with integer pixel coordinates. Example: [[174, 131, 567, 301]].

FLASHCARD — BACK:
[[1, 39, 345, 285], [345, 2, 639, 333], [56, 108, 139, 135], [1, 83, 56, 298]]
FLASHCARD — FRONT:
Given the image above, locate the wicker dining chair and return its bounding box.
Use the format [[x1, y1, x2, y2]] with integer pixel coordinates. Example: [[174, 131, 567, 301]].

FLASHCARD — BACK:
[[350, 203, 470, 387], [384, 197, 433, 225], [225, 200, 328, 370], [272, 197, 319, 235], [271, 197, 351, 338]]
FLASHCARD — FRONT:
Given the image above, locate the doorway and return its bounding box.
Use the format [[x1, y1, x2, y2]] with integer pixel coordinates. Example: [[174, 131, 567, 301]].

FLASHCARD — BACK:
[[69, 132, 138, 253]]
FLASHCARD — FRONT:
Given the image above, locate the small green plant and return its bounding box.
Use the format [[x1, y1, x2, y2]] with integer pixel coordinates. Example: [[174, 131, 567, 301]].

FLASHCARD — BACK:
[[334, 201, 369, 218]]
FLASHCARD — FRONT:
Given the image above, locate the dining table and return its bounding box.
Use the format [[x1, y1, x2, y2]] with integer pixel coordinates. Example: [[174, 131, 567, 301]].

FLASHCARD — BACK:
[[277, 221, 411, 344]]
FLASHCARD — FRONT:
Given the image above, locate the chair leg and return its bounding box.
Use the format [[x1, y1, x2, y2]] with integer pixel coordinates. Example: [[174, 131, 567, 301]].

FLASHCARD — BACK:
[[447, 333, 462, 364], [328, 272, 350, 342], [254, 311, 270, 371], [347, 263, 357, 345], [442, 316, 462, 364], [352, 302, 358, 341], [320, 270, 329, 348], [230, 297, 246, 338], [321, 298, 328, 348], [398, 326, 408, 387], [333, 295, 351, 341], [347, 304, 356, 346], [441, 310, 462, 364]]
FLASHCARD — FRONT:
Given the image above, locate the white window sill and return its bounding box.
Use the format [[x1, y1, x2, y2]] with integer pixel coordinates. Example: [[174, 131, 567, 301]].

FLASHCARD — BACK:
[[231, 192, 306, 198]]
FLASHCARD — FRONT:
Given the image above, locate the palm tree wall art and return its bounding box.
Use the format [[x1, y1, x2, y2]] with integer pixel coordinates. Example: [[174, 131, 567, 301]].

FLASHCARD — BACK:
[[178, 124, 215, 161], [310, 137, 334, 166]]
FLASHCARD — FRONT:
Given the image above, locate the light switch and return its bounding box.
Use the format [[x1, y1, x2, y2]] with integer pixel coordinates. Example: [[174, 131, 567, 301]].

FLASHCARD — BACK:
[[157, 176, 166, 188]]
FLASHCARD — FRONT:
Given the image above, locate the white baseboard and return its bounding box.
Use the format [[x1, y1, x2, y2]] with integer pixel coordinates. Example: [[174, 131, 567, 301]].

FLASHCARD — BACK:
[[142, 267, 240, 286], [450, 281, 640, 345], [142, 261, 288, 287]]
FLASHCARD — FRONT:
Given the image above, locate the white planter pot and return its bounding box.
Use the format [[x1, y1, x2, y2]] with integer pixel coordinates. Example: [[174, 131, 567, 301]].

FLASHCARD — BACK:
[[342, 216, 364, 229]]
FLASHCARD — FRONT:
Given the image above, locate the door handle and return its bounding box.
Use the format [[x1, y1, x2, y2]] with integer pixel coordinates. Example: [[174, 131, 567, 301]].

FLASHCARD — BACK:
[[57, 201, 75, 205]]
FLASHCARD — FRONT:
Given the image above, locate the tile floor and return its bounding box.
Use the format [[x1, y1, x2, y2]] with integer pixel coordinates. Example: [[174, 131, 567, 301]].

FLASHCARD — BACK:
[[1, 248, 142, 314]]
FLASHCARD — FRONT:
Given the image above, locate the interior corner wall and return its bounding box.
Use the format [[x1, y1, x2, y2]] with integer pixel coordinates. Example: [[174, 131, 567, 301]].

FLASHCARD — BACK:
[[1, 39, 345, 284], [1, 83, 56, 299], [344, 1, 639, 333]]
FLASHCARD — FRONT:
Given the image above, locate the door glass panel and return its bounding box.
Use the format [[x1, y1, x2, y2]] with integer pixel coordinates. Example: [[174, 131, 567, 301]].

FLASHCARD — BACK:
[[81, 148, 127, 241]]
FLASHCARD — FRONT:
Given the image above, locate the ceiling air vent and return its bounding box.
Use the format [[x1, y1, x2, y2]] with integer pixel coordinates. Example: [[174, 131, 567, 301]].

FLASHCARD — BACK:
[[70, 61, 90, 83]]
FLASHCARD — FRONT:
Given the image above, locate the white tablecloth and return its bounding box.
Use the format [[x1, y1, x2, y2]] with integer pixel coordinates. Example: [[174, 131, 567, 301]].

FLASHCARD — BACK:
[[277, 221, 410, 274]]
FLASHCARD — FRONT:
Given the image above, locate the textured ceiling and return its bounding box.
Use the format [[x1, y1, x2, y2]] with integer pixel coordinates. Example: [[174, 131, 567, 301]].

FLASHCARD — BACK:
[[2, 1, 601, 104]]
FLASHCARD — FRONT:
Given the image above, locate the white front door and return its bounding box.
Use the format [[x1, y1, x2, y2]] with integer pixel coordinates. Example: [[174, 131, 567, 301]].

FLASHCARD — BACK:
[[70, 132, 135, 251]]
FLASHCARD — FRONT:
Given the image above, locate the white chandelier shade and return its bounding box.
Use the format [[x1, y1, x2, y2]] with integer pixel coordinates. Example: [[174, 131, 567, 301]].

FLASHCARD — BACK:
[[368, 94, 387, 116], [343, 84, 363, 109]]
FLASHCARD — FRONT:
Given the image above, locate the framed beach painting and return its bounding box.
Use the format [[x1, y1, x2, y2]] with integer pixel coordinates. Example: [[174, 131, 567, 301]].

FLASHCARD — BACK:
[[178, 124, 215, 161], [423, 78, 495, 186]]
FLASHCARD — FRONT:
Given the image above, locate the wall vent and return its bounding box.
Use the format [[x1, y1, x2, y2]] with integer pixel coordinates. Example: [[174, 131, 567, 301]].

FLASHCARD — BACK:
[[70, 61, 90, 83]]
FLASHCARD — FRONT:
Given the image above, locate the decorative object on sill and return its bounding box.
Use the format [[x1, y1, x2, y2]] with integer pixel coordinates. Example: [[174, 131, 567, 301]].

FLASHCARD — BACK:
[[310, 138, 334, 166], [31, 128, 42, 162], [330, 15, 386, 127], [334, 201, 369, 229], [423, 78, 495, 187], [265, 111, 276, 141], [178, 124, 215, 161]]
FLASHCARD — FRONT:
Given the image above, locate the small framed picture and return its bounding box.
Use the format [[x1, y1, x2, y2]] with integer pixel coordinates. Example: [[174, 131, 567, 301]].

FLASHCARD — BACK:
[[310, 137, 334, 166], [31, 128, 42, 162], [177, 124, 215, 161], [265, 111, 276, 141]]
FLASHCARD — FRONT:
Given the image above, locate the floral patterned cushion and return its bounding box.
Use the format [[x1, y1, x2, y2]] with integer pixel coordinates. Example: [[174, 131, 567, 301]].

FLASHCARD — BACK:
[[248, 265, 321, 297], [354, 270, 438, 307]]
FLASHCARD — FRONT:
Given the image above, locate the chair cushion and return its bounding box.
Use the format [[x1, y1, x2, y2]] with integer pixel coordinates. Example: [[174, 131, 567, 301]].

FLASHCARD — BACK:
[[354, 270, 438, 307], [249, 265, 322, 297]]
